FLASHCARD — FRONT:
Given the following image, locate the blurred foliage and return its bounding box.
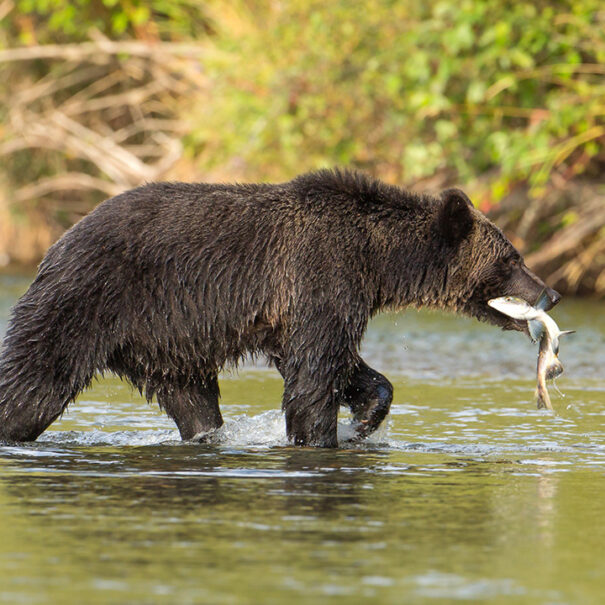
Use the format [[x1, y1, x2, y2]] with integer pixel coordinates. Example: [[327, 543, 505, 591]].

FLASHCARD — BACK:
[[193, 0, 604, 203], [2, 0, 214, 43]]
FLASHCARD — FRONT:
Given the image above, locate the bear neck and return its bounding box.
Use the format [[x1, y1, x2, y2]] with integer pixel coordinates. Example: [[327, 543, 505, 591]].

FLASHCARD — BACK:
[[369, 216, 474, 316]]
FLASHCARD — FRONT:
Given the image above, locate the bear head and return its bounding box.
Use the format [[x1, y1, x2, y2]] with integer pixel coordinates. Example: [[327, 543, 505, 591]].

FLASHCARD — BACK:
[[435, 188, 560, 332]]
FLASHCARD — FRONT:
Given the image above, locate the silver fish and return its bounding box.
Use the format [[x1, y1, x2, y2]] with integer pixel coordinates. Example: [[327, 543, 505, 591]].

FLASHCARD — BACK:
[[488, 291, 574, 410], [535, 334, 563, 409]]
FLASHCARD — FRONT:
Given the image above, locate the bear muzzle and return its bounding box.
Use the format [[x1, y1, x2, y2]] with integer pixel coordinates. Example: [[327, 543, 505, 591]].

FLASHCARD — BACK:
[[540, 287, 561, 311]]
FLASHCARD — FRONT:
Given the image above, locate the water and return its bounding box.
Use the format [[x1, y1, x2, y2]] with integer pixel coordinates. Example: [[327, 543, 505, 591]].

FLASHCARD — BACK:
[[1, 274, 604, 604]]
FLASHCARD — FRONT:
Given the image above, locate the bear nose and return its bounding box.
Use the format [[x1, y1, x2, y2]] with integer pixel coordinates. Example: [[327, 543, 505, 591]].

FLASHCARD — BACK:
[[541, 287, 561, 310], [548, 288, 561, 306]]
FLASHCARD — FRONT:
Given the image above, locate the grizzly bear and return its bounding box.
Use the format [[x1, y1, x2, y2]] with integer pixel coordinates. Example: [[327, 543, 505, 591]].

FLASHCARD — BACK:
[[0, 169, 559, 446]]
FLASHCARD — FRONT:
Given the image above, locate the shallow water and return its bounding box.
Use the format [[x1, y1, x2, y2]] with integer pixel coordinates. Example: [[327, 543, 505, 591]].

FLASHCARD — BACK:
[[1, 274, 604, 604]]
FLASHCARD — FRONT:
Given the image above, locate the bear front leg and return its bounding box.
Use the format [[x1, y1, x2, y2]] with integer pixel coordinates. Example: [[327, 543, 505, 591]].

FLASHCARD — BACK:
[[282, 376, 340, 447], [343, 360, 393, 439], [279, 302, 365, 447], [281, 350, 355, 448], [156, 374, 223, 441], [271, 354, 338, 446]]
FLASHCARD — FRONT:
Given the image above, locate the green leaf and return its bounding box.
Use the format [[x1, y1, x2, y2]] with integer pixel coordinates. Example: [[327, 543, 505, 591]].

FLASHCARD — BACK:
[[466, 81, 486, 103]]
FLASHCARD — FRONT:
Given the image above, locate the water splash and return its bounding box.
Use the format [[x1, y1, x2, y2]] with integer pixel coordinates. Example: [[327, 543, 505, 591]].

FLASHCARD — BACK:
[[205, 410, 287, 447], [35, 410, 391, 449], [38, 429, 179, 447]]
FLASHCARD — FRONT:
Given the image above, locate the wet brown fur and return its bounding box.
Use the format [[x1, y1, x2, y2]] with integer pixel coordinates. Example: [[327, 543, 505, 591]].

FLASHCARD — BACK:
[[0, 169, 557, 446]]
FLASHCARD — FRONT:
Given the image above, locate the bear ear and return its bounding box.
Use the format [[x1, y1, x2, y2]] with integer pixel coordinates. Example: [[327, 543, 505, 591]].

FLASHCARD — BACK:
[[437, 188, 474, 246]]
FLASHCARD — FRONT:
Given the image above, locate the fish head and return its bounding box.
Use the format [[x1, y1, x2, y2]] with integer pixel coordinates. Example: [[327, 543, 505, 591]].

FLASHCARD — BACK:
[[487, 296, 535, 320], [486, 295, 541, 336]]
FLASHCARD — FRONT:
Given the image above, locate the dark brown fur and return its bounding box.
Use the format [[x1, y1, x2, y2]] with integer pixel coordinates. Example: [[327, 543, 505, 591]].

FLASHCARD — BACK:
[[0, 169, 559, 446]]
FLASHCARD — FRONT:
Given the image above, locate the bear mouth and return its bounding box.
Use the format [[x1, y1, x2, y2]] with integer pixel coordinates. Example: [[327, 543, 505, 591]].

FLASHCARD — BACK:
[[505, 316, 529, 333]]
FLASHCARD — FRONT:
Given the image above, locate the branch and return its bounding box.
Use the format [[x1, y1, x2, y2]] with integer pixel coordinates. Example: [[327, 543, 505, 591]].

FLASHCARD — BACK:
[[13, 64, 107, 107], [49, 111, 156, 184], [13, 174, 124, 203], [0, 40, 204, 63], [60, 79, 168, 116], [525, 198, 605, 267]]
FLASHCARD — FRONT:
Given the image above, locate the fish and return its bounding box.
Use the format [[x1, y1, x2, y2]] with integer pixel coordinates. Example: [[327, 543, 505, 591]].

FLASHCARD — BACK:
[[488, 291, 574, 410], [535, 333, 563, 410]]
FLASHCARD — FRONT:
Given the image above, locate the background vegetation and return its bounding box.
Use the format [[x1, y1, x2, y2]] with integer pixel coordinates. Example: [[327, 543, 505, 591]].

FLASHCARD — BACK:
[[1, 0, 604, 295]]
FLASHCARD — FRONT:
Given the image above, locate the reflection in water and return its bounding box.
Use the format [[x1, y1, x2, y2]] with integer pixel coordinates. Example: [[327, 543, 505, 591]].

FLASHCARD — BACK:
[[1, 275, 605, 603], [2, 443, 605, 603], [536, 467, 559, 551]]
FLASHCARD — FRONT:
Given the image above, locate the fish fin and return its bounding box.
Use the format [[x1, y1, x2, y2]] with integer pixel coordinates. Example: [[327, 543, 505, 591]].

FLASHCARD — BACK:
[[553, 330, 575, 354], [552, 379, 566, 398], [535, 290, 551, 311], [528, 319, 545, 342]]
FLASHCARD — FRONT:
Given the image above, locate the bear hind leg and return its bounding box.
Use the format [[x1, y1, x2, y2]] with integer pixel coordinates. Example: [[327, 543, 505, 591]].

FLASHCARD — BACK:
[[156, 375, 223, 441], [0, 334, 97, 442], [0, 379, 86, 442]]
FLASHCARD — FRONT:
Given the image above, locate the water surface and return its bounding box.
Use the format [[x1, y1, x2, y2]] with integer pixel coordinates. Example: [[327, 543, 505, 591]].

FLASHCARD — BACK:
[[1, 274, 604, 604]]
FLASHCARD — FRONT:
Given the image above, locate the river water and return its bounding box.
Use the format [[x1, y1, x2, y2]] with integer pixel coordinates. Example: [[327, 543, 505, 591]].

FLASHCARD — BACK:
[[0, 274, 604, 604]]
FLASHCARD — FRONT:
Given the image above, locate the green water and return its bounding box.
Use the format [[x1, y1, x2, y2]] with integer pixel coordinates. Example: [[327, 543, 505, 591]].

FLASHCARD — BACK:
[[1, 274, 604, 604]]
